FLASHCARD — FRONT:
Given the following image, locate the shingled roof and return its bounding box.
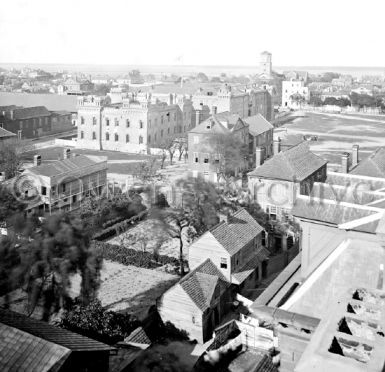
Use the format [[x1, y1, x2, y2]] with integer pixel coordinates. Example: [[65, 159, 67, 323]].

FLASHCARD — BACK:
[[210, 208, 264, 255], [26, 155, 107, 178], [350, 147, 385, 178], [248, 142, 327, 182], [244, 114, 273, 136], [0, 127, 16, 139], [0, 309, 114, 352], [179, 259, 230, 312]]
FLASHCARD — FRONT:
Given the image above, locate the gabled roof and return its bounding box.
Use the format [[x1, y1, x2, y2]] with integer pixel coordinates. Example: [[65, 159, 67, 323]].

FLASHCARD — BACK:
[[248, 142, 327, 182], [350, 147, 385, 178], [0, 309, 114, 352], [210, 208, 264, 255], [189, 116, 230, 135], [0, 322, 70, 372], [214, 112, 248, 131], [244, 114, 273, 136], [27, 155, 107, 178], [12, 106, 51, 120], [179, 259, 230, 312], [0, 127, 16, 139]]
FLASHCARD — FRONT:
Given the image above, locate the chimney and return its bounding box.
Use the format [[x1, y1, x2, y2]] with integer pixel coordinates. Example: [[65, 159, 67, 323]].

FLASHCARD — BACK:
[[63, 148, 71, 159], [352, 144, 359, 167], [212, 106, 217, 115], [256, 147, 264, 167], [195, 110, 200, 126], [341, 153, 350, 173], [273, 137, 281, 155], [33, 154, 42, 167]]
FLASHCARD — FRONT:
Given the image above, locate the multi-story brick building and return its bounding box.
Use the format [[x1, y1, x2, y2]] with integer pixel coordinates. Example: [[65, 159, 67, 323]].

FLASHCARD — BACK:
[[0, 106, 73, 139], [21, 148, 108, 214], [76, 94, 194, 153]]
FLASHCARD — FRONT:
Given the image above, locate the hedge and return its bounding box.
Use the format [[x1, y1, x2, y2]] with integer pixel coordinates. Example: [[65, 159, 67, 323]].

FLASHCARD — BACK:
[[93, 241, 187, 270], [93, 210, 148, 241]]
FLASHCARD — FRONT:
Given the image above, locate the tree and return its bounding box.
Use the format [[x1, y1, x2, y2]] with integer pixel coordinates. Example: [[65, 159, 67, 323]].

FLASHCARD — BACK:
[[159, 136, 177, 167], [207, 133, 249, 185], [0, 185, 25, 225], [289, 93, 306, 108], [60, 299, 141, 344], [133, 158, 162, 183], [12, 214, 103, 320], [0, 140, 24, 179]]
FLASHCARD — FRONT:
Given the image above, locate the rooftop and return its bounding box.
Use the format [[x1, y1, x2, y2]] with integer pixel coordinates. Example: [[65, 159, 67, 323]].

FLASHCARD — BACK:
[[8, 106, 51, 120], [0, 127, 16, 139], [179, 259, 230, 312], [248, 142, 327, 182], [26, 154, 107, 178], [244, 114, 274, 136], [210, 208, 264, 256], [350, 147, 385, 178], [0, 308, 114, 352]]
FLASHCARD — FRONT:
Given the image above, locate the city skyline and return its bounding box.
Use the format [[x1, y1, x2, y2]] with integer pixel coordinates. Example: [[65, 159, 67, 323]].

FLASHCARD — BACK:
[[1, 0, 385, 67]]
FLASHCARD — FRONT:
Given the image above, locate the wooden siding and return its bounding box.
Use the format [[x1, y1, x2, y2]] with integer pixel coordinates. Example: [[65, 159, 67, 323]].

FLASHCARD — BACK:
[[188, 232, 231, 280], [157, 284, 204, 343]]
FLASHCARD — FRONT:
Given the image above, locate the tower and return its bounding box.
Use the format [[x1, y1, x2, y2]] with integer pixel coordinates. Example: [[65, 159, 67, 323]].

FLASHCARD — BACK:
[[260, 51, 272, 77]]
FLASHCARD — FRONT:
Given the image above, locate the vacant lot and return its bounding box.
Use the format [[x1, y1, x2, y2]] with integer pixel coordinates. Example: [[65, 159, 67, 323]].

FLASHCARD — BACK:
[[277, 112, 385, 165]]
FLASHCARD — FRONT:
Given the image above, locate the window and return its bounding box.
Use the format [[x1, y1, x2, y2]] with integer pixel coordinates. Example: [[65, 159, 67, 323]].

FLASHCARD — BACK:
[[80, 117, 85, 125], [139, 120, 143, 129], [62, 183, 66, 193], [115, 133, 119, 141], [167, 112, 170, 122], [106, 132, 110, 141], [126, 119, 130, 128], [80, 131, 84, 139], [203, 154, 209, 163], [92, 117, 96, 125], [174, 112, 176, 121], [139, 135, 143, 144], [167, 128, 170, 134], [214, 154, 220, 164], [126, 134, 130, 143], [220, 258, 227, 269], [41, 186, 47, 196], [106, 118, 110, 126], [148, 135, 151, 144], [161, 129, 163, 137], [148, 119, 151, 128], [194, 152, 199, 163], [92, 131, 96, 140], [193, 136, 199, 144], [114, 118, 119, 126]]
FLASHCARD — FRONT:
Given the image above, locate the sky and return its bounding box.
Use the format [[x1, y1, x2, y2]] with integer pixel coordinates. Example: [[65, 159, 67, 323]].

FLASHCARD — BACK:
[[1, 0, 384, 67]]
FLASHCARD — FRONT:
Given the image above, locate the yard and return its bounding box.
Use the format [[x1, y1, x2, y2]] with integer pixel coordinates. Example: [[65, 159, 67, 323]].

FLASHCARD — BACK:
[[276, 112, 385, 166], [70, 260, 179, 319]]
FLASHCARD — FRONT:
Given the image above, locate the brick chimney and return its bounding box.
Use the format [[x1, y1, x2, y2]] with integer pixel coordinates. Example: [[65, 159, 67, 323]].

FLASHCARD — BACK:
[[341, 153, 350, 173], [33, 154, 42, 167], [273, 137, 281, 156], [352, 144, 359, 167], [63, 148, 71, 159], [256, 147, 264, 167]]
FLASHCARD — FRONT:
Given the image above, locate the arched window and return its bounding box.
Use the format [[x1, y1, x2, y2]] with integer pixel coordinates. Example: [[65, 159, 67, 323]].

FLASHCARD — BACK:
[[115, 133, 119, 142], [139, 135, 143, 144], [126, 134, 129, 143]]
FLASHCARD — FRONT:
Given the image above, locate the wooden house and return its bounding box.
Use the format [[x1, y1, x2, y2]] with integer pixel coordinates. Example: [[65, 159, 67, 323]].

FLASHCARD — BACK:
[[188, 208, 269, 293], [157, 259, 233, 343]]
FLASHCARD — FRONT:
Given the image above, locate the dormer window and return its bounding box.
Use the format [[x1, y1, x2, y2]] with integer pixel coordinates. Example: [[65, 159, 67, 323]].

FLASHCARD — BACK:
[[220, 258, 227, 269]]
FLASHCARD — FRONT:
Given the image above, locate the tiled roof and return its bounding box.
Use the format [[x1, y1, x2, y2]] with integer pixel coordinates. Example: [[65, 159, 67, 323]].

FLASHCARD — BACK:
[[0, 309, 114, 352], [124, 327, 151, 345], [0, 322, 70, 372], [0, 127, 16, 138], [228, 350, 278, 372], [210, 208, 264, 255], [244, 114, 273, 136], [248, 142, 327, 181], [179, 259, 230, 312], [232, 254, 260, 285], [292, 197, 381, 233], [27, 155, 106, 178], [12, 106, 51, 119], [350, 147, 385, 178]]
